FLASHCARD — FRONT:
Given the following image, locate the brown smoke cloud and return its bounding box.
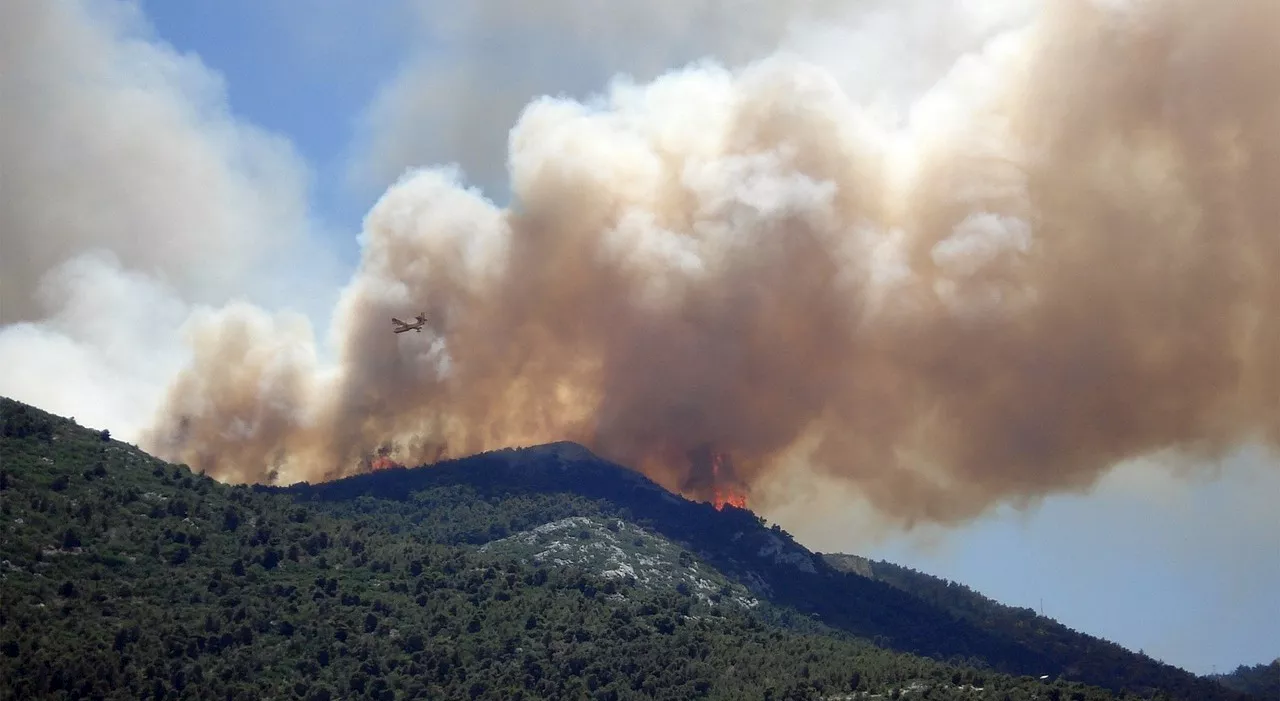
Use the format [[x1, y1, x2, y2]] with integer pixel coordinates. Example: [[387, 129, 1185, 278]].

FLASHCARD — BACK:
[[133, 0, 1280, 528]]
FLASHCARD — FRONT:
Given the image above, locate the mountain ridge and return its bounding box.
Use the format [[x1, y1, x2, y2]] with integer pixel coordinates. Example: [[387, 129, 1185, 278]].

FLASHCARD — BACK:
[[820, 554, 1226, 690], [1207, 659, 1280, 698], [0, 396, 1261, 700], [1, 396, 1114, 700], [274, 437, 1252, 700]]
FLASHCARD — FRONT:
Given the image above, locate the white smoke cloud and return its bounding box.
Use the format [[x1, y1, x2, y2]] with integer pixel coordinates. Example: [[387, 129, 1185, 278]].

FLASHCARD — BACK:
[[0, 0, 343, 442], [345, 0, 877, 196], [0, 252, 191, 439]]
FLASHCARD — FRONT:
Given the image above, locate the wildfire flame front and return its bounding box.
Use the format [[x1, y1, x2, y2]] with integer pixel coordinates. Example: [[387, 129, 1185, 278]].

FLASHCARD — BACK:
[[709, 452, 748, 511]]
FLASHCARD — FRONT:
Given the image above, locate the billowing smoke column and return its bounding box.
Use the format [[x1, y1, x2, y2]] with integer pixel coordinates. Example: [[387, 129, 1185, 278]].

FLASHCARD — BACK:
[[143, 0, 1280, 528]]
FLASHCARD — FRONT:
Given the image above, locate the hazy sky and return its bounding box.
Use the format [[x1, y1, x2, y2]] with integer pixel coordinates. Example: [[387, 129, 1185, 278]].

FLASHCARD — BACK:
[[2, 0, 1275, 676]]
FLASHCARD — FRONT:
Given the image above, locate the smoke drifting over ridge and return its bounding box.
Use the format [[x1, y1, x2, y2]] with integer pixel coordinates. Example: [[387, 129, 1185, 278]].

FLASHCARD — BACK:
[[7, 0, 1280, 531], [138, 0, 1280, 527]]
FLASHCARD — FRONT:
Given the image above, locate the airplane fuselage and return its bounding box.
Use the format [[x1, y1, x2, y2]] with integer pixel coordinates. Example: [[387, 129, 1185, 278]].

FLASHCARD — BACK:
[[392, 314, 428, 334]]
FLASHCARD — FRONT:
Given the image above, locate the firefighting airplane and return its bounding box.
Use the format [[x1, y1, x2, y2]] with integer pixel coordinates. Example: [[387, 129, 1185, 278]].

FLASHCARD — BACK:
[[391, 313, 428, 333]]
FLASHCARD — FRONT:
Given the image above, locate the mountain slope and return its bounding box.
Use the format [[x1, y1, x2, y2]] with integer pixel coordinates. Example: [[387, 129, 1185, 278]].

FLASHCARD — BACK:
[[2, 396, 1131, 701], [280, 441, 1254, 701], [1209, 659, 1279, 698], [476, 515, 763, 610], [286, 445, 1043, 667], [822, 553, 1243, 698]]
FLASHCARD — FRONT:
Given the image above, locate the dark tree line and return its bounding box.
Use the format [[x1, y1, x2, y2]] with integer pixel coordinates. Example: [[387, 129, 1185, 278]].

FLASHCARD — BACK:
[[0, 397, 1256, 701]]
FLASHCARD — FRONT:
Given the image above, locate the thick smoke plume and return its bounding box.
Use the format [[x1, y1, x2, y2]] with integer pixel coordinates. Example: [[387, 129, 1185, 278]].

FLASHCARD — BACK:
[[7, 0, 1280, 531], [139, 0, 1280, 528]]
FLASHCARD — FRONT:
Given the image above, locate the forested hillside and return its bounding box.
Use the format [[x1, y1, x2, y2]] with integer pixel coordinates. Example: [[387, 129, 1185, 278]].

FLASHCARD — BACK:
[[282, 442, 1253, 701], [1209, 659, 1279, 698], [0, 397, 1256, 701], [821, 554, 1244, 699]]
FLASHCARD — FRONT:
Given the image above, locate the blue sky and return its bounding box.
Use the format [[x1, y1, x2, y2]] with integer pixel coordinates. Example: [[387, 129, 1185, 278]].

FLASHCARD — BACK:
[[137, 0, 411, 260], [17, 0, 1278, 676]]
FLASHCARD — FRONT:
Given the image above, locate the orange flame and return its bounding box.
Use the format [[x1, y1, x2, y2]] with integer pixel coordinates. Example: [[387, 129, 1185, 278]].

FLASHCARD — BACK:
[[709, 452, 749, 511], [368, 454, 402, 471]]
